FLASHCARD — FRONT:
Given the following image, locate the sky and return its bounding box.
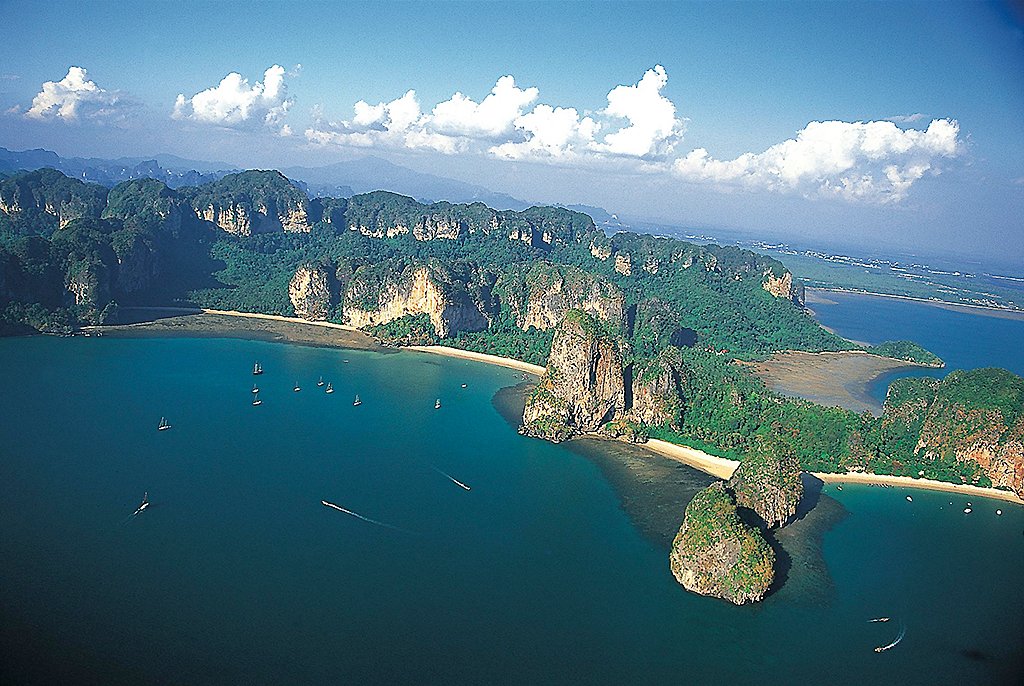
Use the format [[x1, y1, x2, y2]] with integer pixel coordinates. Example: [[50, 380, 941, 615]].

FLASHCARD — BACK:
[[1, 0, 1022, 266]]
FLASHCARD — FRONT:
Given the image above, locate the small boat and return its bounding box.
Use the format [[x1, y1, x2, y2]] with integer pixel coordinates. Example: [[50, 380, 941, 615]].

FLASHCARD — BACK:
[[353, 394, 362, 406], [132, 491, 150, 517], [837, 485, 843, 491], [964, 507, 972, 514], [906, 496, 913, 502], [252, 384, 259, 394], [252, 391, 262, 406], [435, 398, 441, 409], [293, 382, 301, 392], [325, 382, 334, 394], [317, 376, 324, 387], [997, 509, 1003, 516], [343, 360, 349, 364], [253, 362, 263, 376], [461, 384, 467, 388], [868, 617, 890, 623], [157, 416, 171, 431]]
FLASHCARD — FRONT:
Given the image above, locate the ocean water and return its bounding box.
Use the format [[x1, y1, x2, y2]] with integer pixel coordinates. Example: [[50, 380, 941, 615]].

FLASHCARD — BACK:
[[808, 291, 1024, 403], [1, 335, 1022, 685]]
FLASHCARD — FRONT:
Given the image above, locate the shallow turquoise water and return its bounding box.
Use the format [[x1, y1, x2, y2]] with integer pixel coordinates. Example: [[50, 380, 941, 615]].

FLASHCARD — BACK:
[[1, 336, 1022, 684]]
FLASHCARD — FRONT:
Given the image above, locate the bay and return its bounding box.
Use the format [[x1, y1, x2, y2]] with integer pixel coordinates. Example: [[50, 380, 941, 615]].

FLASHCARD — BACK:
[[0, 335, 1021, 684]]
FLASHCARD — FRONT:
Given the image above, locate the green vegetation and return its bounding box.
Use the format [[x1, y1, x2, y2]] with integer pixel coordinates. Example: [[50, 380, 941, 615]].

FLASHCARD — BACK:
[[669, 481, 775, 605], [367, 313, 438, 346], [866, 340, 944, 366]]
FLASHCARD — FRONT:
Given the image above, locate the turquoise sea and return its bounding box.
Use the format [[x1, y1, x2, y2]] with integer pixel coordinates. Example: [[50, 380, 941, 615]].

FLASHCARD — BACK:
[[1, 329, 1022, 684]]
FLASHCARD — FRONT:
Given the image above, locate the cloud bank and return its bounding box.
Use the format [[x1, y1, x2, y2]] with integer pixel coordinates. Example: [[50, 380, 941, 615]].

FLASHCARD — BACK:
[[173, 65, 293, 135], [306, 66, 683, 163], [306, 65, 958, 203], [673, 119, 960, 203], [24, 67, 127, 122]]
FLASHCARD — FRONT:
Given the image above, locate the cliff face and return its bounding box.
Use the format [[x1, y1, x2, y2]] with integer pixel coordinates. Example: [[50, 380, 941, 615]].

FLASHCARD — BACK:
[[0, 169, 107, 232], [630, 350, 685, 429], [762, 270, 804, 306], [519, 264, 625, 332], [669, 482, 775, 605], [186, 170, 311, 236], [344, 264, 487, 338], [728, 437, 804, 528], [289, 263, 334, 320], [521, 310, 625, 441], [880, 370, 1024, 498]]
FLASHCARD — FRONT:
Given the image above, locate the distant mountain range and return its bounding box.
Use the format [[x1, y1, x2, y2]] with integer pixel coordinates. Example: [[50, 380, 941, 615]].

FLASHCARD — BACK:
[[0, 147, 606, 216]]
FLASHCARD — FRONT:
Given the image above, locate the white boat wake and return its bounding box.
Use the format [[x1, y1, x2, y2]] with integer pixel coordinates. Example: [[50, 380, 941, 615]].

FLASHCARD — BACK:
[[875, 624, 906, 652], [321, 500, 414, 533], [432, 466, 471, 491]]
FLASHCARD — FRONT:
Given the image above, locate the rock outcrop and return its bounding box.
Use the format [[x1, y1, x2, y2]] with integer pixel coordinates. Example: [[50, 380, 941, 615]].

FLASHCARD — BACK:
[[762, 270, 804, 306], [669, 482, 775, 605], [728, 436, 803, 528], [630, 350, 685, 429], [519, 264, 625, 332], [521, 310, 626, 441], [289, 263, 334, 320], [185, 170, 311, 236], [344, 264, 487, 338], [0, 168, 107, 232]]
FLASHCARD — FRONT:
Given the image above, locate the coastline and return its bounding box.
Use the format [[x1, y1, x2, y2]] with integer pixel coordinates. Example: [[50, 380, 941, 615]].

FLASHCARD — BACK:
[[806, 286, 1024, 321], [96, 306, 1021, 506], [406, 345, 545, 376]]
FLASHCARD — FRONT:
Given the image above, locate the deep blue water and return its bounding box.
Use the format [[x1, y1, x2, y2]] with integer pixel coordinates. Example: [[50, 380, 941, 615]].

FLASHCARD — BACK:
[[808, 291, 1024, 403], [1, 335, 1022, 685]]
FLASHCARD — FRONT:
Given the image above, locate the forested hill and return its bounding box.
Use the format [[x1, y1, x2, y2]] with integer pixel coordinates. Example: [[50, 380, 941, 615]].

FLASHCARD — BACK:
[[0, 167, 842, 358]]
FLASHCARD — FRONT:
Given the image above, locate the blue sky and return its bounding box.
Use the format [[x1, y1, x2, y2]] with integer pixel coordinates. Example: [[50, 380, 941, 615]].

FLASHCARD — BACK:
[[1, 0, 1022, 265]]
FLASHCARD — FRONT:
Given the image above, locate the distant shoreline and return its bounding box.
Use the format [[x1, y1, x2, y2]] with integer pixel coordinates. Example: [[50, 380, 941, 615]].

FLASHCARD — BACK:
[[806, 287, 1024, 321], [96, 306, 1021, 506]]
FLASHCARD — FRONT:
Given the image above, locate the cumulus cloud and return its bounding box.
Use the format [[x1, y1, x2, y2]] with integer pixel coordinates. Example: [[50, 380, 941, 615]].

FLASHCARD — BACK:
[[25, 66, 127, 122], [173, 65, 293, 133], [306, 66, 684, 165], [595, 65, 683, 157], [673, 119, 961, 203]]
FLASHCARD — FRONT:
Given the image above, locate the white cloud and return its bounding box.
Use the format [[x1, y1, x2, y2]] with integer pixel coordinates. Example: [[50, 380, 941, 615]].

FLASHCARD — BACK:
[[594, 65, 683, 157], [673, 119, 961, 203], [885, 113, 926, 124], [306, 67, 682, 164], [173, 65, 293, 133], [25, 66, 126, 121]]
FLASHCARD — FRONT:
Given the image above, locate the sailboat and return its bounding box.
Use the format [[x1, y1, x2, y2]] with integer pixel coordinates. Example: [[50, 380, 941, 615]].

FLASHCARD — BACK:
[[253, 362, 263, 375], [157, 416, 171, 431], [325, 382, 334, 394], [293, 382, 301, 392], [252, 390, 262, 406], [317, 376, 324, 387], [353, 394, 362, 406], [435, 398, 441, 409], [252, 384, 259, 394], [132, 491, 150, 517]]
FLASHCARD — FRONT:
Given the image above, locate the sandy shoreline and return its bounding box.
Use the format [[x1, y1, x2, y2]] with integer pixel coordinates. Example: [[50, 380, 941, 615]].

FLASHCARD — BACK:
[[806, 287, 1024, 321], [406, 345, 545, 376]]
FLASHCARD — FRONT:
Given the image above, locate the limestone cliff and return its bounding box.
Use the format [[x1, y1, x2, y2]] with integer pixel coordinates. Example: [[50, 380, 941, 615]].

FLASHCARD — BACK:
[[185, 170, 311, 236], [630, 349, 685, 429], [902, 369, 1024, 498], [728, 436, 803, 528], [344, 263, 487, 339], [519, 264, 625, 332], [762, 270, 805, 306], [521, 310, 626, 441], [289, 263, 334, 320], [669, 482, 775, 605], [0, 168, 107, 232]]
